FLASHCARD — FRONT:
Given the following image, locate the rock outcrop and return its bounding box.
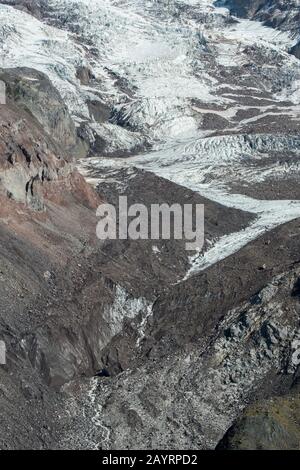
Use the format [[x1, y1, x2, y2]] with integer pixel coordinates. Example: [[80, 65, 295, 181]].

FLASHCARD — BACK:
[[216, 385, 300, 450], [0, 68, 78, 151], [0, 67, 256, 449], [291, 42, 300, 60], [0, 69, 107, 447], [59, 219, 300, 450], [0, 0, 300, 451], [220, 0, 300, 33], [0, 0, 46, 18], [0, 102, 70, 210]]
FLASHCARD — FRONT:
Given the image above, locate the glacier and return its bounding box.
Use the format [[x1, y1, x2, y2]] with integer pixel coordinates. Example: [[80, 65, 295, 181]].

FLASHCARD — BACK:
[[1, 0, 300, 276]]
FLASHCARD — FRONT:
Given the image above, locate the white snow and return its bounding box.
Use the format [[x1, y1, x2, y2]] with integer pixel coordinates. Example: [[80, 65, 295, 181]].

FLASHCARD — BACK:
[[1, 0, 300, 277], [81, 129, 300, 279], [103, 285, 149, 337], [0, 4, 91, 118], [185, 200, 300, 278], [1, 0, 299, 147]]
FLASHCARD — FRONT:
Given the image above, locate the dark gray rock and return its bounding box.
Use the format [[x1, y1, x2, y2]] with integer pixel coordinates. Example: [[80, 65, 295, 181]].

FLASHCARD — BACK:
[[220, 0, 300, 35], [216, 387, 300, 450], [0, 1, 47, 19], [0, 67, 77, 152], [291, 41, 300, 59]]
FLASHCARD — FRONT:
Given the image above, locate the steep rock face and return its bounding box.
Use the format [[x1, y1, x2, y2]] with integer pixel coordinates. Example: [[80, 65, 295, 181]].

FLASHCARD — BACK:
[[0, 70, 138, 397], [0, 70, 107, 447], [291, 41, 300, 59], [221, 0, 300, 33], [0, 68, 78, 151], [0, 67, 91, 209], [0, 100, 72, 209]]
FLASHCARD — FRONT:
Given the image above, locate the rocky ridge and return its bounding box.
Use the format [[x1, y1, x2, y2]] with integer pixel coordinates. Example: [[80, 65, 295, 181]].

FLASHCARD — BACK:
[[0, 65, 257, 449], [0, 0, 300, 451]]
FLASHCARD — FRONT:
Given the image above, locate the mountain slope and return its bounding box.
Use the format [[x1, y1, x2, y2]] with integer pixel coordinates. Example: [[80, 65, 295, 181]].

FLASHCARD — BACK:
[[0, 0, 300, 450]]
